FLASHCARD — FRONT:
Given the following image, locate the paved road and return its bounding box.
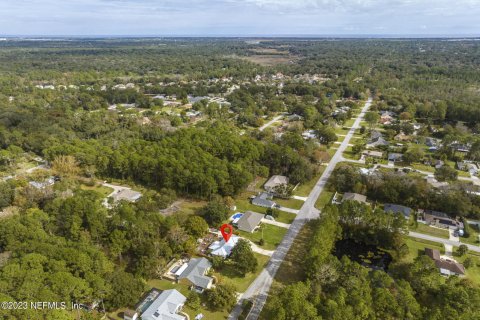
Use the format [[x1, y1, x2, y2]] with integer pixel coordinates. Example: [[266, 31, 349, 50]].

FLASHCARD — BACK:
[[258, 115, 284, 132], [228, 98, 373, 320], [409, 231, 480, 253]]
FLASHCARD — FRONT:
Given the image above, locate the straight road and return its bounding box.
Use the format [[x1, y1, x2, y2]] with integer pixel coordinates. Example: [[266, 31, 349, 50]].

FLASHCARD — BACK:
[[228, 97, 373, 320], [409, 231, 480, 253]]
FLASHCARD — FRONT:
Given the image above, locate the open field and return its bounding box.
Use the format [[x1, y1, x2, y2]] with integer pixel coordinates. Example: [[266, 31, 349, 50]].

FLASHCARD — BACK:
[[409, 223, 449, 239]]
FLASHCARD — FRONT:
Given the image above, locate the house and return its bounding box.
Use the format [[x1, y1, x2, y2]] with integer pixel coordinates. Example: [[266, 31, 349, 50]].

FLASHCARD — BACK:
[[236, 211, 264, 233], [252, 193, 276, 208], [425, 176, 449, 189], [264, 175, 289, 194], [434, 160, 444, 169], [209, 235, 240, 258], [367, 132, 389, 148], [111, 189, 142, 203], [457, 161, 478, 175], [302, 130, 317, 140], [384, 203, 412, 219], [342, 193, 368, 204], [123, 309, 138, 320], [425, 248, 465, 277], [29, 176, 56, 189], [388, 153, 403, 162], [140, 289, 187, 320], [380, 112, 395, 125], [394, 132, 411, 142], [362, 150, 383, 158], [424, 210, 463, 229], [425, 137, 440, 148], [177, 258, 213, 293], [451, 143, 470, 153]]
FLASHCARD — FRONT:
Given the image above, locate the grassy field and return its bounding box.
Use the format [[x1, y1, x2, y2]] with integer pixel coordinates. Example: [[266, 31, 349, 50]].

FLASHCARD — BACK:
[[403, 237, 445, 262], [315, 189, 335, 210], [274, 222, 315, 284], [215, 253, 270, 292], [177, 199, 207, 215], [411, 163, 435, 173], [409, 223, 449, 239], [274, 210, 296, 224], [274, 197, 304, 210], [237, 224, 287, 251], [461, 223, 480, 245], [235, 197, 267, 214], [293, 167, 326, 197]]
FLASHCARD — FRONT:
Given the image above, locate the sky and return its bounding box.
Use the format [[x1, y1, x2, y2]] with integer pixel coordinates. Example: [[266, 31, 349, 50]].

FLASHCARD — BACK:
[[0, 0, 479, 36]]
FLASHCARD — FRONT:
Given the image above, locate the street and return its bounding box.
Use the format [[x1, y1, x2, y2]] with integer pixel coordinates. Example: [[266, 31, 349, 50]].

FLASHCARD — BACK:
[[228, 97, 373, 320]]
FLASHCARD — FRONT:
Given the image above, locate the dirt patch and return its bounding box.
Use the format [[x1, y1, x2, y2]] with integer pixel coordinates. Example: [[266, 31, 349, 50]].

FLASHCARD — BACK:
[[242, 55, 298, 66]]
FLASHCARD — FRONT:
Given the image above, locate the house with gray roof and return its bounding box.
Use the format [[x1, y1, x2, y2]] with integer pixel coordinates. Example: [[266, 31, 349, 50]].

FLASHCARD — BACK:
[[177, 258, 213, 293], [367, 135, 389, 148], [384, 203, 412, 219], [388, 153, 403, 162], [111, 189, 142, 203], [264, 175, 289, 195], [342, 193, 367, 204], [236, 211, 264, 233], [140, 289, 186, 320], [252, 192, 276, 208]]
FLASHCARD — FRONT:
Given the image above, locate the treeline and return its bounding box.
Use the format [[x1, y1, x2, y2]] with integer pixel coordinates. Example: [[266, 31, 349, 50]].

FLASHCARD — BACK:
[[332, 163, 480, 219], [0, 189, 215, 319], [263, 203, 480, 320]]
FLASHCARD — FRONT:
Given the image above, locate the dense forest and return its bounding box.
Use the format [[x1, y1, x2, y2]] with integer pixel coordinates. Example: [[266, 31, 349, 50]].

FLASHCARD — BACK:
[[0, 38, 479, 319]]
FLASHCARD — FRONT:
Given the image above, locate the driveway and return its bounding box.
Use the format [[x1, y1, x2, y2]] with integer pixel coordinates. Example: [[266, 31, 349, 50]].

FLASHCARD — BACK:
[[277, 206, 299, 214], [259, 115, 284, 132], [243, 239, 274, 257], [409, 231, 480, 253], [261, 219, 290, 229], [228, 97, 373, 320]]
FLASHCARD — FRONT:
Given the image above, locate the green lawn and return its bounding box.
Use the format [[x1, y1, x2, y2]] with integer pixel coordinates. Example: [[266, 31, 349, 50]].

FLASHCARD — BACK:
[[274, 221, 315, 284], [461, 224, 480, 245], [80, 184, 114, 197], [177, 200, 207, 215], [294, 168, 325, 197], [274, 197, 304, 210], [215, 253, 270, 292], [411, 163, 435, 173], [274, 210, 296, 224], [452, 249, 480, 286], [403, 237, 445, 262], [235, 198, 267, 214], [237, 224, 287, 251], [409, 223, 449, 239], [315, 189, 335, 210]]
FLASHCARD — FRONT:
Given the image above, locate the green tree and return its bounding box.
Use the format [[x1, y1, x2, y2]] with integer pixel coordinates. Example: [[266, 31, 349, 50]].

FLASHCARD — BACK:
[[458, 244, 469, 256], [105, 270, 145, 310], [184, 215, 209, 238], [205, 283, 237, 311], [434, 165, 458, 182], [199, 196, 229, 226], [229, 239, 258, 276]]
